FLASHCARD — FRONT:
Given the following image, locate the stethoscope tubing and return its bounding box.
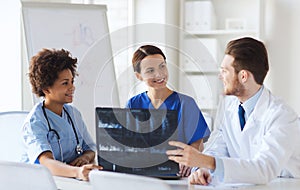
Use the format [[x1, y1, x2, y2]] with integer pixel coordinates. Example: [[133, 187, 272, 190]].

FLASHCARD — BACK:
[[42, 101, 83, 159]]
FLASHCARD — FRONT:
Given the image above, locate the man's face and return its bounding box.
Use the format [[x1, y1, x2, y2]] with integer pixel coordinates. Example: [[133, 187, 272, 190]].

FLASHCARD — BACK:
[[219, 55, 245, 96]]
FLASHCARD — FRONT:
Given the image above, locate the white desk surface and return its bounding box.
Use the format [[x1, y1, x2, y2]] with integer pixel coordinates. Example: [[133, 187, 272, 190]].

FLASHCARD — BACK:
[[54, 176, 300, 190]]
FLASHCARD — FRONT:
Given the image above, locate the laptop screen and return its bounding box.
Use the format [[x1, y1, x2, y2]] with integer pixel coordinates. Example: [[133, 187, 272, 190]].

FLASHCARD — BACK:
[[95, 107, 179, 177]]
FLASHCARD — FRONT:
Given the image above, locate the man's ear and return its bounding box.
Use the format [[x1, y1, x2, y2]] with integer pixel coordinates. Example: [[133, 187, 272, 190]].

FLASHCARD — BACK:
[[239, 70, 248, 83], [135, 72, 143, 81]]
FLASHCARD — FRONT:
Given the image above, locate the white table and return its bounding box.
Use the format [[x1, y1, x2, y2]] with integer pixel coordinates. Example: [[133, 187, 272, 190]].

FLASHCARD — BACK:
[[54, 176, 92, 190], [54, 176, 300, 190]]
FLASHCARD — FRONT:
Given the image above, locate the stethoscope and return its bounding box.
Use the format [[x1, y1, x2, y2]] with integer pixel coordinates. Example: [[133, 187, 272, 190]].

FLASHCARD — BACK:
[[42, 101, 83, 161]]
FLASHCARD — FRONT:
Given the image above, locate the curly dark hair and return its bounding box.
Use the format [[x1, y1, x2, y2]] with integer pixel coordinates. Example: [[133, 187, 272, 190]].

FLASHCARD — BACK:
[[29, 48, 78, 97]]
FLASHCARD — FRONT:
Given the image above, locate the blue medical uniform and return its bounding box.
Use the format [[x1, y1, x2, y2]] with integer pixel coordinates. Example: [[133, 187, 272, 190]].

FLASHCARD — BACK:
[[21, 102, 96, 164], [126, 91, 210, 144]]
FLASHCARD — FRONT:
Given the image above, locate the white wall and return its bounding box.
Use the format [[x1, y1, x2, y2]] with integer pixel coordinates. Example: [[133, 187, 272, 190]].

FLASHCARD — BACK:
[[2, 0, 300, 115], [132, 0, 180, 94], [264, 0, 300, 114]]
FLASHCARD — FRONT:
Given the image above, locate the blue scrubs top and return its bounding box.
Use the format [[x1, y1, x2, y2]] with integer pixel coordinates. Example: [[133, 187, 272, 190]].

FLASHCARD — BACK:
[[126, 91, 210, 144], [21, 102, 96, 164]]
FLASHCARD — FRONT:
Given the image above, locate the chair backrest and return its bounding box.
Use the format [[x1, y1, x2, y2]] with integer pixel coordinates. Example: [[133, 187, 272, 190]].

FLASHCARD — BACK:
[[0, 111, 29, 162], [202, 112, 213, 130], [0, 161, 57, 190], [202, 112, 213, 143], [89, 170, 172, 190]]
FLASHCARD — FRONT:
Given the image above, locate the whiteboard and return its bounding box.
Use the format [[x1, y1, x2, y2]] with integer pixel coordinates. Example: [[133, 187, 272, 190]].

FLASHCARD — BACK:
[[21, 2, 120, 139]]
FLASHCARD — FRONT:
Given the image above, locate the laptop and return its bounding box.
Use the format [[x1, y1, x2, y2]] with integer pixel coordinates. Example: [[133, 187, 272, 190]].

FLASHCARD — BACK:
[[95, 107, 180, 179], [89, 170, 172, 190], [0, 161, 57, 190]]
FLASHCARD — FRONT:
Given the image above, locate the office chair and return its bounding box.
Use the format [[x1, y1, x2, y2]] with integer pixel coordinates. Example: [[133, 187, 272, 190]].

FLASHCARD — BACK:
[[202, 112, 213, 143], [0, 111, 29, 162], [89, 170, 172, 190], [0, 161, 57, 190]]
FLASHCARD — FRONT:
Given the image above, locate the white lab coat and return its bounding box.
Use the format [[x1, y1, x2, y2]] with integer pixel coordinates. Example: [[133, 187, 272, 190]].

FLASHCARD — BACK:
[[204, 87, 300, 184]]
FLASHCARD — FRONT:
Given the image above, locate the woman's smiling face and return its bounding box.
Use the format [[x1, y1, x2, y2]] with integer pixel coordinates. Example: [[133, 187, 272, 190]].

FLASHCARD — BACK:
[[136, 54, 168, 90]]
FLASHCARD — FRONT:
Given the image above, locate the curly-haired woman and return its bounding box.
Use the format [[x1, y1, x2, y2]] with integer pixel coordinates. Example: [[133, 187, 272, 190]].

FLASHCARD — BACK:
[[21, 48, 102, 181]]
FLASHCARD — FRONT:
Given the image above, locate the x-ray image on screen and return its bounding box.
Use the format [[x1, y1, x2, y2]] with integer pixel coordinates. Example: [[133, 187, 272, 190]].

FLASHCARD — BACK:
[[95, 107, 179, 177]]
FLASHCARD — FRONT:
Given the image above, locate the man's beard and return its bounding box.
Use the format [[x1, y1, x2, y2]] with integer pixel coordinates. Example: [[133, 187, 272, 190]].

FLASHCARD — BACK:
[[224, 77, 245, 97]]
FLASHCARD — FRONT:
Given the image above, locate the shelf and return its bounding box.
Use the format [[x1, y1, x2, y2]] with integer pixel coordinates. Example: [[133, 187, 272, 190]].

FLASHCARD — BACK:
[[185, 29, 258, 37], [179, 0, 263, 113], [183, 71, 219, 75]]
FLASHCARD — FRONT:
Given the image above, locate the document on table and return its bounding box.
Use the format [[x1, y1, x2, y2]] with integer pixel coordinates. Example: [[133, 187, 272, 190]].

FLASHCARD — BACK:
[[166, 178, 255, 189], [193, 183, 255, 189]]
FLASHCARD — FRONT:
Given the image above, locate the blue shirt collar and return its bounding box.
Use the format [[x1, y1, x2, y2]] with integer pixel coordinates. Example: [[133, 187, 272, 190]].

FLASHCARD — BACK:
[[242, 85, 264, 121]]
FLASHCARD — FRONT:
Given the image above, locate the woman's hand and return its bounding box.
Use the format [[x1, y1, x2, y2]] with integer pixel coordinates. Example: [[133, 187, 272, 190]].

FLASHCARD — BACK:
[[70, 155, 90, 166], [70, 150, 95, 166], [76, 164, 103, 181]]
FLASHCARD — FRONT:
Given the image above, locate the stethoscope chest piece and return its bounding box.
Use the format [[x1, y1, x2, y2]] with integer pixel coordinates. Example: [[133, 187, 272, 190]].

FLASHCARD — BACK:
[[76, 144, 83, 155]]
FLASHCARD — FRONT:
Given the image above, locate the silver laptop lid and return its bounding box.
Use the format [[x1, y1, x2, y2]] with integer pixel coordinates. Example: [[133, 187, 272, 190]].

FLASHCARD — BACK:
[[0, 161, 57, 190]]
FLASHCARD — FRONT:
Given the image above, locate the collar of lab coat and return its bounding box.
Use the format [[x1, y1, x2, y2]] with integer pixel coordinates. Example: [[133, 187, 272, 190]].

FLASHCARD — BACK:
[[248, 87, 270, 124]]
